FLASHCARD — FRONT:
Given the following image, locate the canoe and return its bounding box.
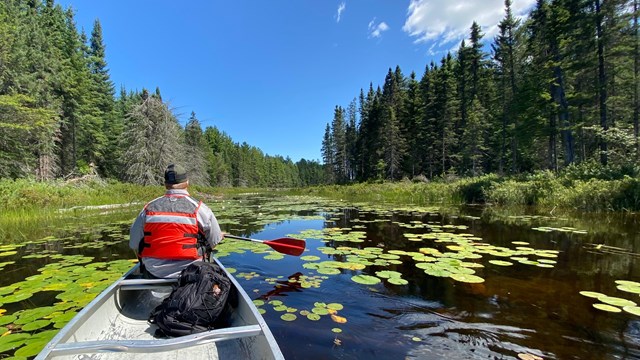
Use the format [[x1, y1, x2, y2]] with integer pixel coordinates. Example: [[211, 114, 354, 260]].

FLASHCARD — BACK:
[[35, 257, 284, 360]]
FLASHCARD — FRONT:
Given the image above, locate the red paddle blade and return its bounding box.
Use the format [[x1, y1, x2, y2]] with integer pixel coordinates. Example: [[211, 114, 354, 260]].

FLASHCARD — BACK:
[[264, 238, 306, 256]]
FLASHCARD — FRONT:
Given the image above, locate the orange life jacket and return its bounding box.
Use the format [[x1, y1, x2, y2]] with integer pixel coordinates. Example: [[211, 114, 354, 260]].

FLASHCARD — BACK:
[[139, 195, 204, 260]]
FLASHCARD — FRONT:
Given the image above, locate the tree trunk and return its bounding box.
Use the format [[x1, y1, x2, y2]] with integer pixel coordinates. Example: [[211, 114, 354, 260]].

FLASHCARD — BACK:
[[552, 65, 574, 166], [634, 0, 639, 159], [595, 0, 608, 166]]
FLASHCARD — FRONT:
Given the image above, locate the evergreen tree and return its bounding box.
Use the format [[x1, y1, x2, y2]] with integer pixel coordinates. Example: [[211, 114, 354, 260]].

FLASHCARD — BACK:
[[345, 98, 358, 182], [86, 19, 115, 175], [382, 105, 405, 180], [321, 123, 335, 183], [331, 106, 348, 183], [492, 0, 520, 173], [184, 112, 211, 186]]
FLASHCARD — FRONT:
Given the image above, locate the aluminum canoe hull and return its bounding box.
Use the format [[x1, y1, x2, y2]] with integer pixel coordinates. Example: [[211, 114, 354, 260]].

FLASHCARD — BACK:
[[35, 258, 284, 360]]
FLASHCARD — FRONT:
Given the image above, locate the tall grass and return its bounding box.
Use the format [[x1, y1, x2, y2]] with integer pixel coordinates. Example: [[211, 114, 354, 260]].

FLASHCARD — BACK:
[[295, 173, 640, 212]]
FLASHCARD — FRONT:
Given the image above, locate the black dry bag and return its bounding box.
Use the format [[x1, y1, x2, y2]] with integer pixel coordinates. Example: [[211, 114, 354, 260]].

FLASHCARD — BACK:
[[149, 261, 235, 337]]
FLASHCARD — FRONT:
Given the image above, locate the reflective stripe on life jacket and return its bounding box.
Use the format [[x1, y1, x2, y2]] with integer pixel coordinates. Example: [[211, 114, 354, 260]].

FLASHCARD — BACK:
[[140, 196, 204, 260]]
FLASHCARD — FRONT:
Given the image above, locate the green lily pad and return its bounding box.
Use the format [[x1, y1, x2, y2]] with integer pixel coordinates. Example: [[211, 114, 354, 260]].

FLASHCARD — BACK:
[[580, 291, 606, 299], [388, 278, 409, 285], [618, 285, 640, 294], [306, 313, 321, 321], [21, 319, 51, 331], [332, 328, 342, 333], [489, 260, 513, 266], [375, 271, 402, 279], [317, 268, 341, 275], [280, 313, 297, 321], [264, 253, 285, 260], [1, 292, 33, 304], [300, 255, 321, 261], [351, 275, 381, 285], [312, 307, 329, 315], [623, 306, 640, 316], [598, 296, 637, 307], [450, 273, 485, 283], [14, 338, 49, 357], [593, 303, 621, 312], [0, 315, 17, 326], [615, 280, 640, 287], [0, 333, 31, 353]]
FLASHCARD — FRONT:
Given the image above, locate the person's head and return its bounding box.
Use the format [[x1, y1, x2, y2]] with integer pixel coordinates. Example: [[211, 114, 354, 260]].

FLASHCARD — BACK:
[[164, 164, 189, 189]]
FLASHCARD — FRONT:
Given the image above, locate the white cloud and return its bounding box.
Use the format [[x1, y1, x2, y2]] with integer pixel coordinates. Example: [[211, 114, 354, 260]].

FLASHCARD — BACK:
[[336, 2, 346, 23], [403, 0, 536, 51], [368, 18, 390, 38]]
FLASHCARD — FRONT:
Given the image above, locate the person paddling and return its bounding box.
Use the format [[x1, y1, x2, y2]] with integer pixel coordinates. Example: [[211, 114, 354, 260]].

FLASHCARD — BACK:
[[129, 164, 224, 278]]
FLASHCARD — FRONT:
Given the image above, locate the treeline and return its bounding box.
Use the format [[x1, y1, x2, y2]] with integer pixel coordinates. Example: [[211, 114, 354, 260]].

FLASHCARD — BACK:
[[322, 0, 640, 183], [0, 0, 326, 187]]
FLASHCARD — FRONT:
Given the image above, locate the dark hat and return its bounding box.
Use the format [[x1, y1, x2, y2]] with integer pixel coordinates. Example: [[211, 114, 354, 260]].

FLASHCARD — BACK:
[[164, 164, 188, 184]]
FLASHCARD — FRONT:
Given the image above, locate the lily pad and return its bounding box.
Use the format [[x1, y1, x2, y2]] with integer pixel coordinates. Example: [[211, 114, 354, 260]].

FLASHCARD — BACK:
[[593, 303, 622, 312], [388, 278, 409, 285], [0, 333, 31, 353], [317, 268, 341, 275], [617, 285, 640, 294], [280, 313, 297, 321], [375, 270, 402, 279], [598, 296, 637, 308], [21, 319, 51, 331], [450, 273, 485, 284], [312, 307, 329, 315], [489, 260, 513, 266], [351, 275, 381, 285], [580, 291, 606, 299], [623, 306, 640, 316], [300, 255, 321, 261]]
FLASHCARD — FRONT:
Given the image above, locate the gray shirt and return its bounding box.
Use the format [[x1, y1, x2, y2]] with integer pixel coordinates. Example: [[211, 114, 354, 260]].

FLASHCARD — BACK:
[[129, 189, 223, 278]]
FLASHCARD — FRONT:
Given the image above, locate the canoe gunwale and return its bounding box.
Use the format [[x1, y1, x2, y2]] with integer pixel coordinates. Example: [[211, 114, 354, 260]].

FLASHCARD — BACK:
[[47, 324, 263, 356]]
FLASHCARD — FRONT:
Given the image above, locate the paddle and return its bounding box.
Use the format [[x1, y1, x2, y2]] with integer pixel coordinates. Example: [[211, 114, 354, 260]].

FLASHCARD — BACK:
[[224, 234, 306, 256]]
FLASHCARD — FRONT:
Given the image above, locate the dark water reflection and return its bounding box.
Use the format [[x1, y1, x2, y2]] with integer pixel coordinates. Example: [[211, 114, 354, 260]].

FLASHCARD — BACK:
[[2, 196, 640, 359], [226, 202, 640, 360]]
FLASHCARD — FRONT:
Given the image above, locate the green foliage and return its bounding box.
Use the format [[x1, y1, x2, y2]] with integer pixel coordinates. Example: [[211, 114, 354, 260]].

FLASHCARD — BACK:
[[0, 1, 321, 187], [321, 0, 640, 186]]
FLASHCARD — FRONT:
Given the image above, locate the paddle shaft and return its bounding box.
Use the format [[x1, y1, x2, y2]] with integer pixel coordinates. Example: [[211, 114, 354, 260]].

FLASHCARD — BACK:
[[224, 234, 306, 256]]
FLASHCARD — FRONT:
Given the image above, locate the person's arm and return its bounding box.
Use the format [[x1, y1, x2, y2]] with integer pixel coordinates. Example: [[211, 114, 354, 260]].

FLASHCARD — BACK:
[[198, 203, 223, 250], [129, 209, 146, 256]]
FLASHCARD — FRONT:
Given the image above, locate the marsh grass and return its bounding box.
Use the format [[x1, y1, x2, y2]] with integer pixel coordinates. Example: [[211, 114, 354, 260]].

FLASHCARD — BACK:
[[296, 173, 640, 212]]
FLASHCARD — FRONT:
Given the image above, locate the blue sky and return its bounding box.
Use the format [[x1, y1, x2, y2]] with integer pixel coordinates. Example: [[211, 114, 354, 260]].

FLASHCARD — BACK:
[[56, 0, 535, 162]]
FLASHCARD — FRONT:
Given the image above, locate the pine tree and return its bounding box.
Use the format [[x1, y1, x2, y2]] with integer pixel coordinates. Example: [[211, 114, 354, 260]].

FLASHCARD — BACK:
[[86, 19, 115, 175], [345, 98, 358, 181], [331, 106, 348, 183], [321, 123, 335, 183], [403, 71, 425, 177], [184, 112, 211, 186], [493, 0, 520, 173], [382, 105, 405, 180]]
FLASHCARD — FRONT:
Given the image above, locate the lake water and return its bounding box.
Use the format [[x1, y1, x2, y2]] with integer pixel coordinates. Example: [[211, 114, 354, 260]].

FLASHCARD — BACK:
[[1, 194, 640, 359]]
